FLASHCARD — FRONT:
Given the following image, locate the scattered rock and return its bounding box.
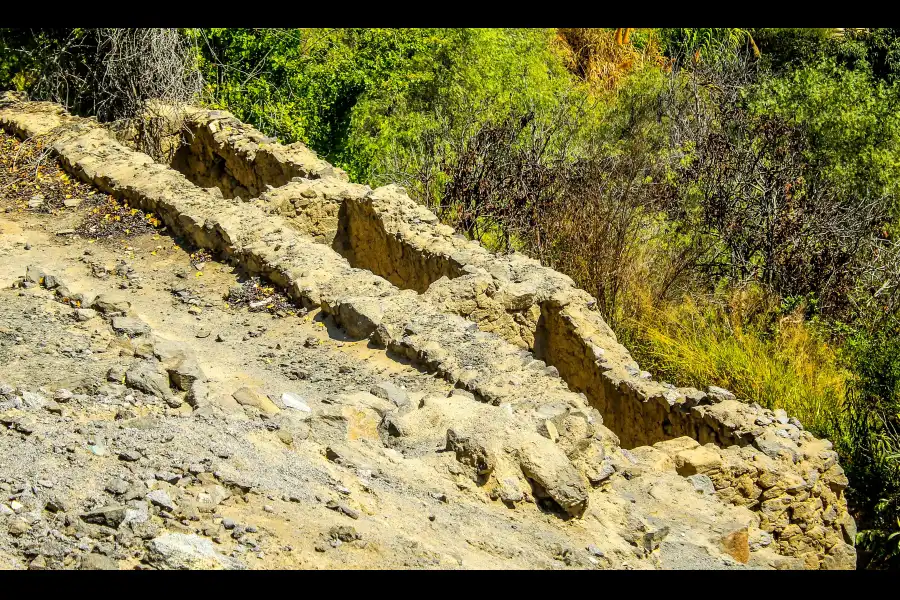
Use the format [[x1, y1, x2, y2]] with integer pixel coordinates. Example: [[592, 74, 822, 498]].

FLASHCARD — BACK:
[[125, 361, 172, 401], [111, 316, 150, 337], [325, 500, 360, 520], [686, 474, 716, 495], [146, 533, 246, 570], [369, 382, 409, 408], [81, 505, 128, 529], [280, 392, 311, 413], [118, 449, 142, 462], [707, 386, 736, 401], [167, 356, 205, 391], [232, 387, 280, 415], [329, 525, 361, 542], [74, 308, 99, 322], [146, 489, 177, 512], [80, 553, 118, 570], [92, 294, 131, 315]]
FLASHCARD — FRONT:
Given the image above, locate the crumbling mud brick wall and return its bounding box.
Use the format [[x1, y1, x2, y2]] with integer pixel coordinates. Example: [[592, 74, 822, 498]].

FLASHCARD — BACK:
[[0, 94, 857, 569], [112, 104, 346, 199]]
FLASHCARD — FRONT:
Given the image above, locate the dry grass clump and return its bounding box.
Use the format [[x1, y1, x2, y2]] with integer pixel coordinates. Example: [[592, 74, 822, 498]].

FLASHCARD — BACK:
[[554, 28, 670, 94], [618, 283, 851, 438]]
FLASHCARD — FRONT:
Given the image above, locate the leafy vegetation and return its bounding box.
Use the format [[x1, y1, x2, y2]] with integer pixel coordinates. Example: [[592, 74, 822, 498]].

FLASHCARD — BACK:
[[2, 26, 900, 568]]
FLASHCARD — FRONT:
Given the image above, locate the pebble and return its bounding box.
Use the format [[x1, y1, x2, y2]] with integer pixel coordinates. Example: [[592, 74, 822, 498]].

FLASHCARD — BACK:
[[325, 500, 360, 520], [105, 479, 130, 496], [7, 518, 30, 536], [118, 450, 142, 462], [88, 444, 108, 457], [146, 489, 177, 512], [155, 472, 180, 484], [280, 392, 311, 413], [53, 389, 73, 403]]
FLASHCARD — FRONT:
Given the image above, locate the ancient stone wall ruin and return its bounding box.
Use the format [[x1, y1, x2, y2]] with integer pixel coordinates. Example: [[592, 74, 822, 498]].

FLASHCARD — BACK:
[[0, 94, 857, 569]]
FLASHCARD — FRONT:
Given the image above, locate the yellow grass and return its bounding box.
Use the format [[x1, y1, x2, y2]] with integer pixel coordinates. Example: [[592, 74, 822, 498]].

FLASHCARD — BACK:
[[619, 287, 851, 437]]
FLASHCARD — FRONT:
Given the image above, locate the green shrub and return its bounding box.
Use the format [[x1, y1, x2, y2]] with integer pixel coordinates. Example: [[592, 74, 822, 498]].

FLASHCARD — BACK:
[[842, 325, 900, 568]]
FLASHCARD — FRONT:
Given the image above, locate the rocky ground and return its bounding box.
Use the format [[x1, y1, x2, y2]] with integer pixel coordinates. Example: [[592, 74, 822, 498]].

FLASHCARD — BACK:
[[0, 130, 778, 570]]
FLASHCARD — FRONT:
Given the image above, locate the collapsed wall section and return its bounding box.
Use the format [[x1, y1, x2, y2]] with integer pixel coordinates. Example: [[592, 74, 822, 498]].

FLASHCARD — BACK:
[[0, 93, 857, 569], [113, 104, 347, 199]]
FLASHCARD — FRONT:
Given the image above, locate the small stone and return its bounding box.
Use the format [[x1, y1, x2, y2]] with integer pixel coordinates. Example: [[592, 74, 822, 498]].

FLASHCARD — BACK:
[[111, 316, 150, 337], [43, 400, 64, 415], [80, 553, 118, 570], [88, 444, 108, 456], [8, 518, 30, 536], [325, 500, 359, 520], [124, 361, 172, 400], [280, 392, 310, 413], [147, 489, 177, 512], [369, 382, 409, 408], [168, 357, 205, 392], [686, 474, 716, 495], [146, 533, 246, 570], [92, 294, 131, 315], [329, 525, 361, 542], [105, 479, 130, 496], [74, 308, 99, 322], [81, 505, 128, 529], [118, 450, 142, 462], [53, 389, 73, 403], [707, 386, 736, 401], [232, 387, 280, 415]]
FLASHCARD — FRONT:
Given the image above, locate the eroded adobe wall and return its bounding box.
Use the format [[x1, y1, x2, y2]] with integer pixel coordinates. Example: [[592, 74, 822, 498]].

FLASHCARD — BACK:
[[254, 173, 859, 569], [0, 93, 857, 569], [113, 104, 347, 199]]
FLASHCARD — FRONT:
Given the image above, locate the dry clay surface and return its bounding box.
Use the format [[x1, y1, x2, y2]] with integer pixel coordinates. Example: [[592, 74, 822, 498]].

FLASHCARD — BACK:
[[0, 95, 845, 570]]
